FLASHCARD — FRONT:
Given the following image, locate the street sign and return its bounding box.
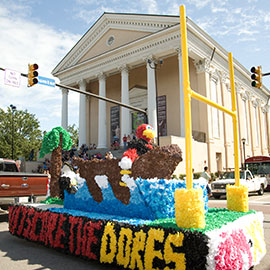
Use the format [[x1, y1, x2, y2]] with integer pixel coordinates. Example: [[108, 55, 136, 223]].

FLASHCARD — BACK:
[[4, 69, 21, 87], [38, 76, 55, 87]]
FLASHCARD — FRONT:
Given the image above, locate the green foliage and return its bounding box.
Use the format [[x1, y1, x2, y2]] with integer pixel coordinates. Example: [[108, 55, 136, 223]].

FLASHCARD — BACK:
[[40, 196, 63, 205], [178, 172, 202, 180], [145, 208, 256, 233], [0, 107, 42, 160], [39, 126, 73, 158], [67, 124, 78, 147], [179, 174, 186, 180], [193, 172, 201, 179], [210, 173, 216, 182]]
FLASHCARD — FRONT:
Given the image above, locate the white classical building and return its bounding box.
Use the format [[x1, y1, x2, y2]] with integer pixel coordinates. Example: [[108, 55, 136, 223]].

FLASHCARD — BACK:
[[52, 12, 270, 174]]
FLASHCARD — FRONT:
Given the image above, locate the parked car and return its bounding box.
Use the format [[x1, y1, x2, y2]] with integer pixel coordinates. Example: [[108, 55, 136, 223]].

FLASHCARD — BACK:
[[0, 158, 49, 203], [211, 169, 267, 199]]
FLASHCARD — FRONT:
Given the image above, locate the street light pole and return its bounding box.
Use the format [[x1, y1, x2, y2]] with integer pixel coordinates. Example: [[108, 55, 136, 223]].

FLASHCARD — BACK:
[[10, 104, 16, 160], [241, 138, 246, 170]]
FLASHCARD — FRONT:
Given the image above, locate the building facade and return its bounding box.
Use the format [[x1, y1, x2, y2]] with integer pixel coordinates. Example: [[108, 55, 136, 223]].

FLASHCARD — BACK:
[[52, 13, 270, 174]]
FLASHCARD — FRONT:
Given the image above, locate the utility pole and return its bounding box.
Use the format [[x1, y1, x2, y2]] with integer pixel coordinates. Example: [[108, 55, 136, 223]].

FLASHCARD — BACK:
[[10, 104, 16, 160]]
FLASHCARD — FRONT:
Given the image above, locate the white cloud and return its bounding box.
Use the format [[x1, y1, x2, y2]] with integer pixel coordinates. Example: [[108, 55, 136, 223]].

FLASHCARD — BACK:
[[237, 37, 257, 43], [247, 0, 258, 3], [74, 7, 106, 25], [73, 0, 161, 25], [237, 28, 258, 36], [195, 1, 269, 47], [187, 0, 211, 9], [142, 0, 159, 14], [164, 2, 180, 15], [0, 3, 80, 131], [75, 0, 97, 4], [234, 8, 242, 14], [210, 5, 228, 13], [0, 5, 9, 16], [263, 13, 270, 23], [196, 16, 218, 33]]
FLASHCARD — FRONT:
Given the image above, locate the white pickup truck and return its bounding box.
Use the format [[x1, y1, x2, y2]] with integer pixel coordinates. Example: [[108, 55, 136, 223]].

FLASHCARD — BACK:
[[211, 170, 268, 199]]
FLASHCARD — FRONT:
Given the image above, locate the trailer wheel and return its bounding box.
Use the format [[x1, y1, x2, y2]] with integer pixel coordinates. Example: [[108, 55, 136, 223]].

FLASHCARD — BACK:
[[28, 195, 37, 203], [258, 184, 264, 195]]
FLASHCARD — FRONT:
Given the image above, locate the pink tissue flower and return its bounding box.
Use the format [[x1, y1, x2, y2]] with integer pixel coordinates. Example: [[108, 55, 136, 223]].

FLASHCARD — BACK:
[[215, 229, 252, 270]]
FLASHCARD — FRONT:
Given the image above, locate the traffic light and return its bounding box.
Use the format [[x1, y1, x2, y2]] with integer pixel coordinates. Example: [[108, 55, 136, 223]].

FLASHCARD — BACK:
[[250, 66, 262, 88], [28, 63, 39, 87]]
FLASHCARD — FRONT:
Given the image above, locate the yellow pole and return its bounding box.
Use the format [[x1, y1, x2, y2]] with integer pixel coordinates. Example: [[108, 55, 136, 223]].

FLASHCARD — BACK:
[[228, 53, 240, 186], [227, 53, 248, 212], [177, 5, 246, 214], [180, 5, 193, 190], [191, 90, 235, 117]]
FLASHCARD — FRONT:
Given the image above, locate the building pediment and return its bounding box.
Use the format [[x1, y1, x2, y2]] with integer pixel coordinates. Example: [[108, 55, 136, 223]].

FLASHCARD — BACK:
[[78, 28, 153, 64], [52, 12, 179, 76]]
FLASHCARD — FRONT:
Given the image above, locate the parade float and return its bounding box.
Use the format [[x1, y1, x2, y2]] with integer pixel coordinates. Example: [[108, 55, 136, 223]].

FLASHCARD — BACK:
[[8, 123, 266, 270], [8, 5, 266, 270]]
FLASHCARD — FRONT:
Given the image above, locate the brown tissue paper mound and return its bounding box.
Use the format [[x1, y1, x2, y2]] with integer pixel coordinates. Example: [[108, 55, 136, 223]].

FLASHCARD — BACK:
[[72, 144, 182, 205], [131, 144, 182, 180], [72, 157, 131, 205]]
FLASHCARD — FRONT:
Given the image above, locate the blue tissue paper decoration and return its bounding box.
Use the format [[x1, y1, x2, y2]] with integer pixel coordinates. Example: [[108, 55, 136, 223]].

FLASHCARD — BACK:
[[135, 178, 208, 219], [64, 178, 155, 220], [63, 177, 208, 220]]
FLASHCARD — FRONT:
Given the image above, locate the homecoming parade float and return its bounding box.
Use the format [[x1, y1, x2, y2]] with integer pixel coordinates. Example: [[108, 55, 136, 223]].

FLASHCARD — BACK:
[[8, 6, 266, 270]]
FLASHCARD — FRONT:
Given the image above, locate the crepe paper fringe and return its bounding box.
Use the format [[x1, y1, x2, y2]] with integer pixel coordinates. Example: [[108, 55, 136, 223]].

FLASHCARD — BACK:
[[226, 185, 249, 212]]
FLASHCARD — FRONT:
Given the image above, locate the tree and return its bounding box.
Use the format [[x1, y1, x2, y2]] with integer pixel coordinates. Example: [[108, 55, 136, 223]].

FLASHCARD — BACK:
[[0, 107, 43, 160], [67, 124, 79, 147], [39, 126, 73, 197]]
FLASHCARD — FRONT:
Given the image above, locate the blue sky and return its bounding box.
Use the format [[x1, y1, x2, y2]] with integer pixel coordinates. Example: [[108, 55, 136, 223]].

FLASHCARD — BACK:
[[0, 0, 269, 132]]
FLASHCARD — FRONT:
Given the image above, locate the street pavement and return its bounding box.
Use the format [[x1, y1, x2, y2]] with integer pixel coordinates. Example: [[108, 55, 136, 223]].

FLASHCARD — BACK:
[[0, 213, 118, 270], [0, 194, 269, 270]]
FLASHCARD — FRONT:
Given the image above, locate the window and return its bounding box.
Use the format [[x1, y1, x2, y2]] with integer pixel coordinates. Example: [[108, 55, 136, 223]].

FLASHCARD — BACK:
[[243, 100, 249, 144], [246, 171, 252, 180], [107, 36, 115, 46], [226, 86, 233, 143], [253, 107, 259, 146], [262, 112, 268, 148], [4, 162, 18, 172], [211, 79, 219, 138]]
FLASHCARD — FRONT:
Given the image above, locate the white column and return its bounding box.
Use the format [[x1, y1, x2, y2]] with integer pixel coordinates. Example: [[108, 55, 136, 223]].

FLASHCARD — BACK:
[[264, 105, 270, 154], [97, 73, 107, 148], [120, 65, 131, 145], [177, 49, 185, 137], [146, 59, 158, 138], [78, 80, 87, 147], [61, 88, 68, 130], [86, 96, 90, 145]]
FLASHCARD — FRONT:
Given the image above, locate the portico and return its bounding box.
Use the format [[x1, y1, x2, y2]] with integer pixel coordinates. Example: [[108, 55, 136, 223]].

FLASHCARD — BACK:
[[53, 12, 270, 174]]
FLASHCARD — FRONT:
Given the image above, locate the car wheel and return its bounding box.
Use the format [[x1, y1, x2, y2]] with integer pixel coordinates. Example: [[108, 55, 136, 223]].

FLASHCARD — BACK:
[[258, 185, 264, 195], [213, 195, 221, 199]]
